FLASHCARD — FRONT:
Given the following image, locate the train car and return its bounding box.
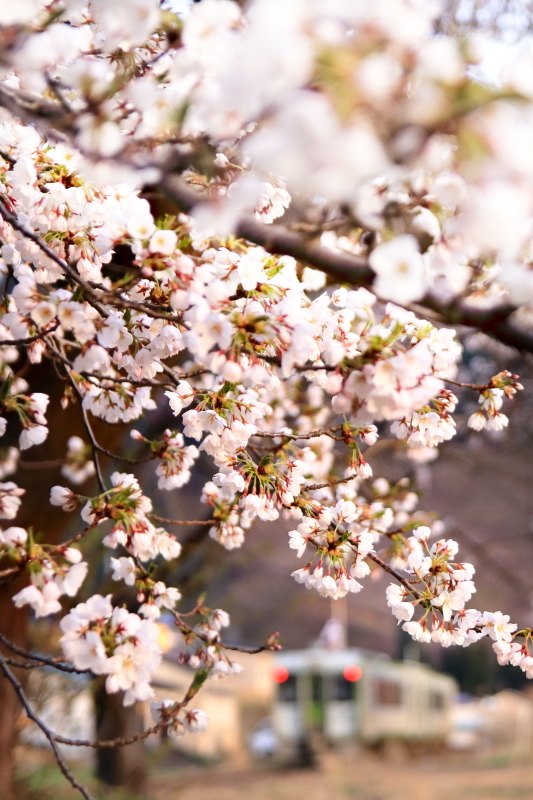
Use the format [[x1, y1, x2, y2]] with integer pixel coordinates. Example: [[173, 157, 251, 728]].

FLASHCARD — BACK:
[[272, 648, 457, 747]]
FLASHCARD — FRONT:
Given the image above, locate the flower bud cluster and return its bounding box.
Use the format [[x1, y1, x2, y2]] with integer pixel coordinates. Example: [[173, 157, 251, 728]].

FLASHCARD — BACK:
[[0, 391, 49, 450], [110, 557, 182, 620], [132, 428, 199, 491], [78, 472, 181, 561], [384, 526, 521, 651], [174, 605, 243, 680], [150, 701, 209, 738], [289, 498, 392, 599], [468, 373, 523, 431], [12, 543, 88, 618]]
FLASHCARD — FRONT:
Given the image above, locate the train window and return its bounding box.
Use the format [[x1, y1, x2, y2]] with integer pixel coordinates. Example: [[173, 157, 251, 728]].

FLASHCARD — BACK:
[[311, 674, 323, 703], [429, 690, 445, 710], [278, 674, 298, 702], [375, 679, 402, 706], [333, 675, 354, 702]]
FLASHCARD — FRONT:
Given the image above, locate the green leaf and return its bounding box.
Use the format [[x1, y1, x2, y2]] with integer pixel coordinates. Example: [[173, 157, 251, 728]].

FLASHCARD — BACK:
[[191, 666, 211, 692], [0, 374, 13, 404], [218, 381, 236, 396]]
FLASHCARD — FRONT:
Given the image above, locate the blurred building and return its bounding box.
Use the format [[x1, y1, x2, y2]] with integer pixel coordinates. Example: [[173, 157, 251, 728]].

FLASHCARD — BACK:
[[449, 690, 533, 760], [149, 649, 275, 763]]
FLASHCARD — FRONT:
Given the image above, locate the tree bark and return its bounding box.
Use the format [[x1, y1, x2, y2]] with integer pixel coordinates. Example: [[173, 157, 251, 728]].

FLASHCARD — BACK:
[[93, 680, 148, 798], [0, 577, 29, 800], [0, 362, 144, 796]]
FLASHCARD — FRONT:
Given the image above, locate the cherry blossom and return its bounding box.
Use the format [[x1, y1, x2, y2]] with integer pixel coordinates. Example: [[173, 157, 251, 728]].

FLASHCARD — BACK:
[[1, 5, 533, 794]]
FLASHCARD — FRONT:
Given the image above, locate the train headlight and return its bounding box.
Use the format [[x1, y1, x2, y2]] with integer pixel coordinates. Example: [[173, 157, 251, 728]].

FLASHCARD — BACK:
[[273, 666, 290, 683], [343, 664, 363, 682]]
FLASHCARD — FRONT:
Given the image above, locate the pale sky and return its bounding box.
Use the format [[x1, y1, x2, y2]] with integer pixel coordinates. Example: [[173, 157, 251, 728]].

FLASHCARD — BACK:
[[164, 0, 192, 15]]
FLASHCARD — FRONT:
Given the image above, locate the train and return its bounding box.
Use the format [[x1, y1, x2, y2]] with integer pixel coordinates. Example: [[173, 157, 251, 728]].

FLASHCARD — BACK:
[[271, 648, 457, 748]]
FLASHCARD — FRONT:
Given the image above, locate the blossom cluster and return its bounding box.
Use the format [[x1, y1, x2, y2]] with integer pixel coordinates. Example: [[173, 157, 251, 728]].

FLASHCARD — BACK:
[[52, 472, 182, 562], [289, 498, 389, 599], [59, 593, 161, 705], [384, 525, 523, 659], [173, 607, 244, 680], [1, 0, 533, 756], [12, 542, 88, 618]]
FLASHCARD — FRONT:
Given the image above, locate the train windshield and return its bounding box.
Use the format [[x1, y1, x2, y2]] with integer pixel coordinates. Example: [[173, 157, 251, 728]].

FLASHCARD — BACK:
[[277, 674, 298, 703]]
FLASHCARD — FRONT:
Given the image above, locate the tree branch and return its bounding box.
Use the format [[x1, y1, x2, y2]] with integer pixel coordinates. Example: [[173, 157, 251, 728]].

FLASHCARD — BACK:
[[302, 475, 356, 492], [1, 85, 533, 353], [0, 632, 90, 674], [0, 197, 109, 317], [221, 632, 280, 654], [160, 177, 533, 355], [368, 551, 422, 599], [0, 324, 60, 347], [0, 653, 97, 800], [0, 565, 24, 581], [54, 670, 208, 748], [254, 424, 343, 441], [149, 514, 214, 525], [0, 629, 210, 751]]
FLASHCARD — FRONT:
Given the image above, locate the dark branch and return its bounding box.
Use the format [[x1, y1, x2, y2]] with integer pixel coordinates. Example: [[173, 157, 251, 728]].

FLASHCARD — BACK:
[[161, 177, 533, 356], [0, 323, 60, 347], [54, 670, 207, 748], [254, 424, 343, 441], [0, 632, 90, 674], [302, 475, 356, 492], [0, 653, 96, 800], [368, 551, 422, 599]]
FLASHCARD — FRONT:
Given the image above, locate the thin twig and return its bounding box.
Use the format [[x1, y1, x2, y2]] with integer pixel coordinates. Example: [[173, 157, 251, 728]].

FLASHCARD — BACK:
[[0, 323, 59, 346], [221, 642, 272, 654], [3, 656, 52, 670], [368, 552, 422, 599], [0, 565, 24, 580], [57, 521, 100, 550], [96, 292, 182, 323], [0, 653, 97, 800], [443, 377, 492, 391], [254, 424, 343, 441], [80, 406, 106, 492], [302, 475, 356, 492], [54, 671, 207, 748], [0, 148, 16, 165], [0, 632, 89, 674], [92, 444, 155, 464], [19, 458, 63, 469], [79, 371, 174, 388], [149, 514, 214, 526], [64, 369, 106, 491]]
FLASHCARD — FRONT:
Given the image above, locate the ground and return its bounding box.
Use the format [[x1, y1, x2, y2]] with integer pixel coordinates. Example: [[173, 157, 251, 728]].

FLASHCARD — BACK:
[[16, 747, 533, 800]]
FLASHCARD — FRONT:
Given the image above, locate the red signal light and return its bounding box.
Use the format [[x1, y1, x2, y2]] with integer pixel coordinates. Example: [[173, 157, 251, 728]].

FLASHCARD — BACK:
[[273, 666, 290, 683], [343, 664, 363, 682]]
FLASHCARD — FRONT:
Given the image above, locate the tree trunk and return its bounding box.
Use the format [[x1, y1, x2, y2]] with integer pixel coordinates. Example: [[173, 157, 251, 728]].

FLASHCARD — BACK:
[[93, 679, 148, 798], [0, 362, 153, 796], [0, 578, 29, 800], [0, 361, 128, 796]]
